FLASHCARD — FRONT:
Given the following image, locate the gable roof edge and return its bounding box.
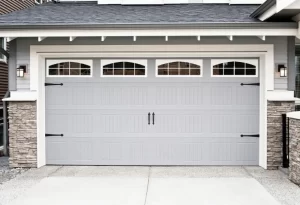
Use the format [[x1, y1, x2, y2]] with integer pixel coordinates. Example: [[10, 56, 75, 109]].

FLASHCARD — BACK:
[[250, 0, 276, 19]]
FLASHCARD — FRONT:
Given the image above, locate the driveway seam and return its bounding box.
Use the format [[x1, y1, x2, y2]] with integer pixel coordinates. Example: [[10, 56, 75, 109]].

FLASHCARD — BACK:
[[48, 166, 64, 177], [144, 166, 151, 205]]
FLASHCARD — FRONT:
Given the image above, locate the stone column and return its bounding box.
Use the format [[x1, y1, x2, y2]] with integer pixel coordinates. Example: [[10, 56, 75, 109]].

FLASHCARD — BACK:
[[289, 117, 300, 185], [267, 101, 295, 170], [8, 101, 37, 168]]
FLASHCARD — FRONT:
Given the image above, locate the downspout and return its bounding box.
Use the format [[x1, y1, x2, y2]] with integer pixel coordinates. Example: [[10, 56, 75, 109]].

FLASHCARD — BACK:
[[2, 91, 10, 156]]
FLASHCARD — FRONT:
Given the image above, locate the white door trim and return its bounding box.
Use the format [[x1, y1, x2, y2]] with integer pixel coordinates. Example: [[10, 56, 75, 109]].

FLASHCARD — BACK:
[[29, 44, 274, 169]]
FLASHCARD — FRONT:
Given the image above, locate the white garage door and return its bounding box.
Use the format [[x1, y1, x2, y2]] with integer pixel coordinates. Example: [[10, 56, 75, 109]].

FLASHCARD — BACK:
[[45, 59, 259, 165]]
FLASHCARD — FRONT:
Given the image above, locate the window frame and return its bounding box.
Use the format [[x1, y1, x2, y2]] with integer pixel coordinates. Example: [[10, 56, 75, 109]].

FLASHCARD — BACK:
[[46, 59, 93, 77], [0, 37, 7, 63], [101, 59, 147, 77], [155, 59, 203, 77], [211, 59, 258, 78]]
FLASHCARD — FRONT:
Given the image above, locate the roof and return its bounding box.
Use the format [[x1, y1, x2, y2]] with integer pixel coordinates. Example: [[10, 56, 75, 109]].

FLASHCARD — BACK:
[[0, 1, 296, 29], [0, 2, 259, 25]]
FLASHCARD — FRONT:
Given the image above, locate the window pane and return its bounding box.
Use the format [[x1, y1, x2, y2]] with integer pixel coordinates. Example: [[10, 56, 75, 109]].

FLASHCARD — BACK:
[[246, 69, 256, 75], [114, 69, 124, 75], [103, 69, 113, 75], [246, 63, 256, 68], [213, 69, 223, 75], [224, 62, 234, 68], [169, 62, 179, 69], [59, 69, 70, 75], [125, 62, 134, 68], [81, 64, 90, 69], [158, 63, 168, 69], [125, 69, 134, 75], [114, 62, 124, 69], [70, 69, 80, 75], [70, 62, 80, 68], [169, 69, 179, 75], [190, 69, 201, 75], [135, 69, 145, 75], [180, 62, 189, 69], [179, 69, 189, 75], [158, 69, 168, 75], [49, 69, 58, 75], [190, 63, 200, 69], [81, 69, 91, 75], [103, 64, 113, 69], [235, 69, 245, 75], [213, 63, 223, 69], [59, 62, 69, 69], [49, 63, 58, 69], [235, 62, 245, 68], [224, 69, 234, 75], [135, 63, 145, 69]]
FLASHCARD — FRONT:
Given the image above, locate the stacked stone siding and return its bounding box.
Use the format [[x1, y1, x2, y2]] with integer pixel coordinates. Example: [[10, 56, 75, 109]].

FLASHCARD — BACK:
[[289, 118, 300, 185], [8, 101, 37, 168], [267, 101, 295, 170]]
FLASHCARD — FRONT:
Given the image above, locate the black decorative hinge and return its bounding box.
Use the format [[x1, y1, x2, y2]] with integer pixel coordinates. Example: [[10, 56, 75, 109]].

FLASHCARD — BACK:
[[46, 134, 64, 137], [241, 134, 260, 138], [45, 83, 63, 86], [241, 83, 260, 86]]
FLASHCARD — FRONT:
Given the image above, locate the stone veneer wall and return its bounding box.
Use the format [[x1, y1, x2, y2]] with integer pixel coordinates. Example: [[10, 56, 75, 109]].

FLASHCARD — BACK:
[[267, 101, 295, 170], [8, 101, 37, 168], [289, 118, 300, 185]]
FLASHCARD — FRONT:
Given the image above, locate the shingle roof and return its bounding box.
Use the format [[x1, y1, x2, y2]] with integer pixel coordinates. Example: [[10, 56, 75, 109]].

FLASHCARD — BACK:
[[0, 1, 261, 26]]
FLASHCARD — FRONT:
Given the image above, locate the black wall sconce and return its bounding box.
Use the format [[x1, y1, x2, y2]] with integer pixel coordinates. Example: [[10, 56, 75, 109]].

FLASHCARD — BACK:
[[17, 65, 27, 78], [278, 64, 287, 77]]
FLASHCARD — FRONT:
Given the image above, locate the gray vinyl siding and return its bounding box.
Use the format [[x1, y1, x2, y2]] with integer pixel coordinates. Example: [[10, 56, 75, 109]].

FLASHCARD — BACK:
[[10, 36, 288, 90]]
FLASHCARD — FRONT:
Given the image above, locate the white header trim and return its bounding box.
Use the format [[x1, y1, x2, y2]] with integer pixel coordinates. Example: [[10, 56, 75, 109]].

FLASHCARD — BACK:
[[0, 28, 297, 38]]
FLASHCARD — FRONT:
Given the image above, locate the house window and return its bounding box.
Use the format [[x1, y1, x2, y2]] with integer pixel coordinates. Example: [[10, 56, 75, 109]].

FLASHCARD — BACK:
[[212, 59, 258, 77], [101, 60, 147, 77], [156, 60, 203, 77], [47, 60, 92, 77], [0, 38, 7, 62]]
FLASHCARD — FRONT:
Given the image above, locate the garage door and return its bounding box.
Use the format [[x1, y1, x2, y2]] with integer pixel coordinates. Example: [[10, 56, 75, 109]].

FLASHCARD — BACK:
[[45, 59, 259, 165]]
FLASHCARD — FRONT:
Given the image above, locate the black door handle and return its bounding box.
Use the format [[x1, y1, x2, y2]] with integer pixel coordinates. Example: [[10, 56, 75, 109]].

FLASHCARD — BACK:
[[152, 112, 155, 125], [148, 113, 151, 125]]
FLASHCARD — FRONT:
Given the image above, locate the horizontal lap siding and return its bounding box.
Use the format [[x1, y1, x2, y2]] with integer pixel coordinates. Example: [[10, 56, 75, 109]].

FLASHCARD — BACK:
[[0, 0, 35, 15], [0, 61, 8, 107]]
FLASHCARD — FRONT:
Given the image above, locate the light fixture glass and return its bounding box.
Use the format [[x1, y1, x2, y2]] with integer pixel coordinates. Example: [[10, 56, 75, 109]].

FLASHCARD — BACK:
[[278, 64, 287, 77], [16, 65, 26, 78]]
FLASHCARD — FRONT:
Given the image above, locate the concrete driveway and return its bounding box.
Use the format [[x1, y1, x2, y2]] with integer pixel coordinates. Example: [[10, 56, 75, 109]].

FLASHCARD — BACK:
[[0, 166, 300, 205]]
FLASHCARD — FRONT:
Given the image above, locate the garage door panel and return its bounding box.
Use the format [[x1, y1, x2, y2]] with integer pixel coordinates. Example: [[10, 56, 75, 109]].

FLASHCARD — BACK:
[[46, 60, 259, 166], [46, 137, 258, 165], [236, 86, 259, 106], [94, 84, 150, 106]]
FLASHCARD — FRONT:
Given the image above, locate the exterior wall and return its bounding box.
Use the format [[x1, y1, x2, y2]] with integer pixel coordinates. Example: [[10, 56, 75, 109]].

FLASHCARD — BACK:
[[0, 61, 8, 106], [267, 101, 295, 170], [289, 118, 300, 185], [0, 0, 37, 103], [8, 101, 37, 168], [10, 36, 288, 91], [0, 0, 35, 15]]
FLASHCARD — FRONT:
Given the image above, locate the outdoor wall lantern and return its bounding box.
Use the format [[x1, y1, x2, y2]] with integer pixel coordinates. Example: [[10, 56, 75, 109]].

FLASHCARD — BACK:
[[278, 64, 287, 77], [16, 65, 27, 78]]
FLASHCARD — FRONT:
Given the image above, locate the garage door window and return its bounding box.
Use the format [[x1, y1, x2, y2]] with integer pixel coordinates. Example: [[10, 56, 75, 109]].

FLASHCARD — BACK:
[[212, 59, 258, 77], [156, 60, 203, 77], [101, 60, 147, 77], [47, 60, 92, 77]]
